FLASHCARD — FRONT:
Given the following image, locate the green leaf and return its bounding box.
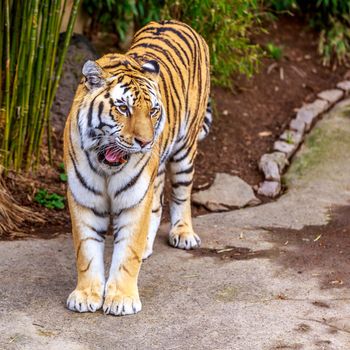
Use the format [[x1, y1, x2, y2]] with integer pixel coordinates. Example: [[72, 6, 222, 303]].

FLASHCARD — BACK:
[[34, 189, 65, 210], [59, 173, 68, 182]]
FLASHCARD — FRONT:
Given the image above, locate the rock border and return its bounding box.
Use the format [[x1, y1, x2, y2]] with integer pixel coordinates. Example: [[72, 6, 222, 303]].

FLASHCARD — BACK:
[[257, 81, 350, 198]]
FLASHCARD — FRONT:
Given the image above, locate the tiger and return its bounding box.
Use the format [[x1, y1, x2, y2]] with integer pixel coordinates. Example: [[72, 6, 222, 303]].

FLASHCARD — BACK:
[[63, 20, 211, 316]]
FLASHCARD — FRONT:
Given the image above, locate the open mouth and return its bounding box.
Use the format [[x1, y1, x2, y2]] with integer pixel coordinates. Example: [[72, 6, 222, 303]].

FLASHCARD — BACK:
[[98, 146, 130, 166]]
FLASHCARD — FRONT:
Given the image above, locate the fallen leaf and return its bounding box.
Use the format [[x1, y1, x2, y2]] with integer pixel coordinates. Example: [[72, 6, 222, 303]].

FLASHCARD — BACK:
[[217, 248, 234, 254], [313, 234, 322, 242], [276, 293, 287, 300], [258, 131, 272, 137], [330, 279, 343, 285]]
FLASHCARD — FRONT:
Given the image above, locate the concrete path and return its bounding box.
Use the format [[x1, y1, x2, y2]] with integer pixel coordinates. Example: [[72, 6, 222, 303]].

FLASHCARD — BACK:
[[1, 100, 350, 350]]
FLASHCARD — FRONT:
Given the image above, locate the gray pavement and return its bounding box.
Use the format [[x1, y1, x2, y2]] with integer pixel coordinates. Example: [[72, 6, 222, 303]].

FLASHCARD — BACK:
[[1, 100, 350, 350]]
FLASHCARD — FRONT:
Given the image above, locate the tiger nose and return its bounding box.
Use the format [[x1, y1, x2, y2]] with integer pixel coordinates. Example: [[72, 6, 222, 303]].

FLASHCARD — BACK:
[[135, 137, 152, 148]]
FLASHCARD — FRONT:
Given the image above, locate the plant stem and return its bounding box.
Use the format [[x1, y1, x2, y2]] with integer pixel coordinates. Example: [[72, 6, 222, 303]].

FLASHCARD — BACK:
[[3, 0, 11, 169]]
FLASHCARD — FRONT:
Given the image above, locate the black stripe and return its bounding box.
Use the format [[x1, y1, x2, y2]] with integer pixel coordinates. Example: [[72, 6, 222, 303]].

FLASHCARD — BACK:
[[158, 167, 166, 176], [97, 101, 104, 123], [114, 225, 127, 240], [87, 91, 105, 127], [87, 225, 107, 239], [68, 188, 109, 217], [114, 158, 149, 198], [129, 247, 142, 263], [172, 146, 191, 163], [103, 60, 141, 71], [172, 142, 186, 158], [84, 151, 100, 174], [80, 258, 93, 273], [172, 180, 193, 189], [136, 26, 194, 56], [69, 151, 103, 195], [154, 177, 164, 191], [172, 197, 187, 205], [134, 49, 184, 109], [91, 208, 110, 217], [134, 35, 187, 68], [173, 219, 181, 226], [152, 206, 161, 213], [113, 167, 157, 213], [175, 165, 194, 175]]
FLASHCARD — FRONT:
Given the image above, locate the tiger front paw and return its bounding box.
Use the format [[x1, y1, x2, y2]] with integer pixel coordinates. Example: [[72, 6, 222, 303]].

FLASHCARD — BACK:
[[103, 282, 142, 316], [169, 227, 201, 250], [66, 287, 104, 313]]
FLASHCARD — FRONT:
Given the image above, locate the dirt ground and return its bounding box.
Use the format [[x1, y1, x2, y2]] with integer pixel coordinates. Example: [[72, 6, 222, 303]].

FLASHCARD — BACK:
[[4, 15, 349, 238], [1, 100, 350, 349], [191, 204, 350, 291]]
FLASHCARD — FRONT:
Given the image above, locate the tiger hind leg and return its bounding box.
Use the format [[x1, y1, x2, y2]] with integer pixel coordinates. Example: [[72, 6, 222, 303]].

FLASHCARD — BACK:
[[168, 147, 200, 250], [198, 97, 212, 141]]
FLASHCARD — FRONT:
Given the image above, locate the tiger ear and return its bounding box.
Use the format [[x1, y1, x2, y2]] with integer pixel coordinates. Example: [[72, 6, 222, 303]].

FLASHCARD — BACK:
[[82, 60, 106, 90], [141, 60, 160, 80]]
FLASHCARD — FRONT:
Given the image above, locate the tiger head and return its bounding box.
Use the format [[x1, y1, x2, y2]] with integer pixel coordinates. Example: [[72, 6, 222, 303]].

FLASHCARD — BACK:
[[79, 56, 165, 170]]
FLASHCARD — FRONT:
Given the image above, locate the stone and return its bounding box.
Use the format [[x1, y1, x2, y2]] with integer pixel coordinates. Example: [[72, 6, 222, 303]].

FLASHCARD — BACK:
[[317, 89, 344, 104], [257, 180, 281, 198], [289, 118, 306, 134], [336, 80, 350, 93], [192, 173, 261, 211], [296, 99, 329, 131], [273, 140, 297, 158], [280, 129, 303, 145], [259, 152, 289, 181]]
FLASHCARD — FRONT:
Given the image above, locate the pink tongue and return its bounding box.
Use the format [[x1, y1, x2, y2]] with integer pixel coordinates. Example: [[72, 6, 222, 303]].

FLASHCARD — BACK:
[[105, 148, 123, 163]]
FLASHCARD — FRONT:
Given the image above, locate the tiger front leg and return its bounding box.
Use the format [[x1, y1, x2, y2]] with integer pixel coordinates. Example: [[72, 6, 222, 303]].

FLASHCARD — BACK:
[[143, 167, 166, 260], [168, 153, 201, 250], [66, 191, 109, 313], [103, 192, 153, 316]]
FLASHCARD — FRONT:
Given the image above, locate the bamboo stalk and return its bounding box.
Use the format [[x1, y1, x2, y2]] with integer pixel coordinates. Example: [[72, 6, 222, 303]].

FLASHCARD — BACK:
[[1, 0, 81, 172], [13, 0, 34, 170], [34, 0, 63, 166], [0, 1, 4, 117], [31, 0, 58, 162], [46, 0, 71, 164], [3, 0, 11, 169], [9, 0, 22, 76], [25, 0, 50, 170], [40, 0, 81, 165], [15, 0, 40, 171]]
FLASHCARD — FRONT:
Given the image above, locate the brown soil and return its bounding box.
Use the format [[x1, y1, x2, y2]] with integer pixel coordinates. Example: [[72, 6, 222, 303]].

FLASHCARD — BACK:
[[4, 15, 349, 240], [196, 16, 347, 189]]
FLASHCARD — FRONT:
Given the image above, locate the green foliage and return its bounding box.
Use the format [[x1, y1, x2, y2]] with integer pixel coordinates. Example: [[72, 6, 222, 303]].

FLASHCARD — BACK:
[[34, 189, 65, 210], [162, 0, 262, 87], [82, 0, 262, 86], [266, 43, 283, 60], [59, 173, 68, 182], [83, 0, 161, 42], [58, 163, 68, 182], [265, 0, 350, 66], [265, 0, 296, 12], [0, 0, 81, 172], [307, 0, 350, 66]]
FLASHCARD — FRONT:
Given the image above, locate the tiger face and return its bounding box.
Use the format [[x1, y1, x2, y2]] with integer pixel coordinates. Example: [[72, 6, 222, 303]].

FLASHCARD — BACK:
[[79, 59, 165, 172]]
